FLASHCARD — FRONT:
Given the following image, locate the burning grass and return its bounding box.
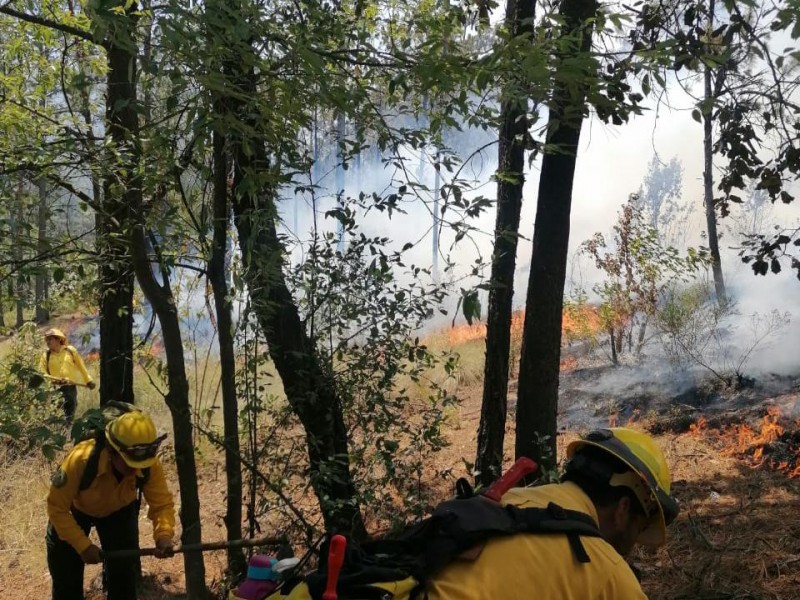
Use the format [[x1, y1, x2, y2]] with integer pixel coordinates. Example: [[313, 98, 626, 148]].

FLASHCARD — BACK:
[[688, 406, 800, 479], [642, 432, 800, 600], [436, 304, 601, 373]]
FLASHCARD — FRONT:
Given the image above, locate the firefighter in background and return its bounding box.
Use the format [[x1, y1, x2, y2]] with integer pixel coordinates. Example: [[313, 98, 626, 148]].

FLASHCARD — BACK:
[[39, 328, 95, 420], [425, 428, 680, 599], [46, 408, 175, 600]]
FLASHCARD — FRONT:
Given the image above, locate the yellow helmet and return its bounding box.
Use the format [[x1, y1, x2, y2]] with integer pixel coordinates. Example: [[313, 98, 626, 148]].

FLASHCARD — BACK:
[[44, 328, 67, 342], [105, 410, 166, 469], [567, 427, 679, 546]]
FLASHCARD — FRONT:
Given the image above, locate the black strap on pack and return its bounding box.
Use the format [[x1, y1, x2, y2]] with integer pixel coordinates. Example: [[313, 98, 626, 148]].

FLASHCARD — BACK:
[[304, 495, 604, 600], [78, 434, 150, 508], [46, 346, 79, 378]]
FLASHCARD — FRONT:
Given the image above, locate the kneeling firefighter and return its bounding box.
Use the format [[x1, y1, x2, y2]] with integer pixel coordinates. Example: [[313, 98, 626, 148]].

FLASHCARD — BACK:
[[46, 408, 176, 600], [270, 427, 679, 600], [425, 427, 679, 599]]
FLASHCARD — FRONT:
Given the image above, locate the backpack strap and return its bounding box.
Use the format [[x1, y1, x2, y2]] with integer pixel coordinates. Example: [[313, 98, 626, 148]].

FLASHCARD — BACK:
[[46, 350, 52, 375], [135, 467, 151, 511], [509, 502, 603, 563], [78, 434, 106, 491], [78, 434, 152, 511]]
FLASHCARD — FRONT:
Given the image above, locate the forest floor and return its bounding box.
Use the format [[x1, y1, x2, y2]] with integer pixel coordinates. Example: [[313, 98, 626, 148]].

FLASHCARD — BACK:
[[2, 322, 800, 599]]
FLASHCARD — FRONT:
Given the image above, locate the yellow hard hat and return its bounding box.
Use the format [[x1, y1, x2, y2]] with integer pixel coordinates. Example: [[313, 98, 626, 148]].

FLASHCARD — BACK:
[[567, 427, 679, 546], [44, 328, 67, 342], [105, 410, 165, 469]]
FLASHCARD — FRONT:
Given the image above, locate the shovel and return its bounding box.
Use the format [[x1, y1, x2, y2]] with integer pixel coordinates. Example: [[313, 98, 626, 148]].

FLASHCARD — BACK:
[[27, 372, 91, 389], [102, 536, 288, 560]]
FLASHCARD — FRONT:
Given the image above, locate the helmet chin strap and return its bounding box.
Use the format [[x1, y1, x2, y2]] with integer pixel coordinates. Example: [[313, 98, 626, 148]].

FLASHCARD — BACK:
[[608, 471, 658, 518]]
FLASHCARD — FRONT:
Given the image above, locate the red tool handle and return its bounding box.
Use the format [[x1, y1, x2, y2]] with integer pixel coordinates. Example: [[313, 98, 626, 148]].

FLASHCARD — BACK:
[[483, 457, 539, 502], [322, 534, 347, 600]]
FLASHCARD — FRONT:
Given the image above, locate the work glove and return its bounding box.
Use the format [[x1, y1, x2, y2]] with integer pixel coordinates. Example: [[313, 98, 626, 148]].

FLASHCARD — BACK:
[[87, 381, 96, 390], [80, 544, 103, 564], [154, 537, 174, 559]]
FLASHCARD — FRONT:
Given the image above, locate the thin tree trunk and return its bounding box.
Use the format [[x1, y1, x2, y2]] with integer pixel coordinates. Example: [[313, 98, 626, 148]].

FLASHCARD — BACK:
[[475, 0, 534, 488], [210, 128, 246, 578], [609, 328, 618, 365], [516, 0, 598, 471], [210, 0, 367, 540], [703, 0, 726, 303], [13, 178, 25, 328], [35, 177, 50, 323], [94, 22, 135, 407], [131, 231, 208, 596], [103, 8, 206, 593]]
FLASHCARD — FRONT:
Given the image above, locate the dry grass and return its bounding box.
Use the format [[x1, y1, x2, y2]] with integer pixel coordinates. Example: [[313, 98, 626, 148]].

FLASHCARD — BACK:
[[4, 314, 800, 599], [640, 432, 800, 600], [0, 448, 53, 591]]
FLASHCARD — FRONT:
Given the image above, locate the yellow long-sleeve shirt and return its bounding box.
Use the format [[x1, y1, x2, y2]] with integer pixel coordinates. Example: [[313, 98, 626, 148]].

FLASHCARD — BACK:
[[268, 482, 650, 600], [425, 481, 647, 600], [47, 439, 176, 554], [39, 345, 93, 386]]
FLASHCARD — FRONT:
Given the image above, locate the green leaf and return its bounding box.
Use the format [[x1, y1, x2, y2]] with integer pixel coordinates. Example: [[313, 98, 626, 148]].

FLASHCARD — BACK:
[[53, 267, 65, 283]]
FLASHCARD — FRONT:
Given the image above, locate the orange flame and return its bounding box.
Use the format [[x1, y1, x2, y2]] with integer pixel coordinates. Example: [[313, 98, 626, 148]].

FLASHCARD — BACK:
[[689, 416, 708, 435], [689, 407, 800, 477], [443, 306, 603, 350]]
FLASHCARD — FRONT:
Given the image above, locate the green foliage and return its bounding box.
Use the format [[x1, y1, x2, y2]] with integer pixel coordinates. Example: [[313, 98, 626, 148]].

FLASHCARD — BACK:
[[294, 208, 459, 527], [0, 323, 67, 458], [582, 194, 710, 363]]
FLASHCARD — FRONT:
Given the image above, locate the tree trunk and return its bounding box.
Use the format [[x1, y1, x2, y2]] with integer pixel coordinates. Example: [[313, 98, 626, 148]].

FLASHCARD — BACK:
[[98, 39, 134, 405], [209, 0, 367, 540], [210, 128, 246, 578], [131, 231, 208, 596], [474, 0, 534, 488], [516, 0, 598, 472], [703, 0, 726, 303], [13, 177, 25, 328], [609, 328, 618, 365], [102, 9, 206, 594], [35, 177, 50, 323]]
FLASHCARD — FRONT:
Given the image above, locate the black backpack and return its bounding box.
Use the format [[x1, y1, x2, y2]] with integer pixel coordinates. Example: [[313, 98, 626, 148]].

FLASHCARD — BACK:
[[279, 477, 604, 600]]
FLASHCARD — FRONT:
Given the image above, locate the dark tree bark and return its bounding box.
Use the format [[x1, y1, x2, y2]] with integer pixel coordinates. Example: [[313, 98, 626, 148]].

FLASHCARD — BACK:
[[12, 178, 26, 328], [97, 98, 134, 409], [130, 231, 208, 596], [97, 18, 137, 407], [516, 0, 598, 471], [703, 0, 727, 303], [102, 8, 207, 594], [475, 0, 535, 488], [209, 129, 246, 578], [35, 177, 50, 323], [97, 212, 134, 406], [216, 29, 367, 539]]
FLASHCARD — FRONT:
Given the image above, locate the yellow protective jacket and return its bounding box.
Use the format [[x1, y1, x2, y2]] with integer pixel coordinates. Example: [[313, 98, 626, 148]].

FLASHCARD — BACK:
[[425, 481, 647, 600], [47, 439, 175, 554], [39, 345, 93, 386], [270, 482, 646, 600]]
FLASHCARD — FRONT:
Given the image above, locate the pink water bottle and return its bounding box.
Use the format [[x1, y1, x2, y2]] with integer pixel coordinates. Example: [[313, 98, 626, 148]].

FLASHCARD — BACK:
[[231, 555, 279, 600]]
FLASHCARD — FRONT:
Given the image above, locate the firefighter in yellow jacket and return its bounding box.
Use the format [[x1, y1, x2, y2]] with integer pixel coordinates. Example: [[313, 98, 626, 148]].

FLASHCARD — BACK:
[[46, 409, 176, 600], [267, 428, 678, 600], [425, 428, 679, 599], [39, 328, 95, 420]]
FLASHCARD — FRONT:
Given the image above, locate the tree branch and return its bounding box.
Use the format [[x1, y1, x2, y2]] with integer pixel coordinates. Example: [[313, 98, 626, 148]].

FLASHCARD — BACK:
[[0, 4, 97, 44]]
